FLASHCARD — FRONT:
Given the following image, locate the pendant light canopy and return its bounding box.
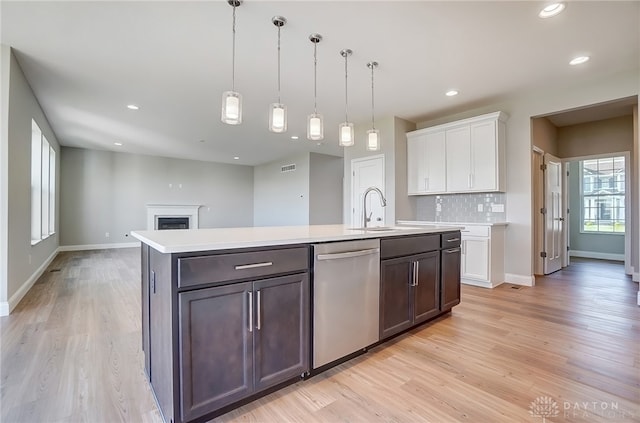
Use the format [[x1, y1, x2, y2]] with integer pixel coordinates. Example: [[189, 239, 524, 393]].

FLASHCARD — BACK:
[[338, 49, 354, 147], [221, 0, 242, 125], [366, 61, 380, 151], [269, 16, 287, 133], [307, 34, 324, 141]]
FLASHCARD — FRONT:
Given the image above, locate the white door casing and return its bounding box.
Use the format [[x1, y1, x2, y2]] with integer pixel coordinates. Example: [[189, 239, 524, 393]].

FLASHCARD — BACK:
[[544, 154, 564, 274], [351, 155, 385, 228]]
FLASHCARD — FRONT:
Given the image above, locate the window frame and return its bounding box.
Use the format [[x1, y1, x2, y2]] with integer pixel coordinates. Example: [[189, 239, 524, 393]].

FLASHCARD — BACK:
[[579, 155, 626, 235], [30, 119, 56, 245]]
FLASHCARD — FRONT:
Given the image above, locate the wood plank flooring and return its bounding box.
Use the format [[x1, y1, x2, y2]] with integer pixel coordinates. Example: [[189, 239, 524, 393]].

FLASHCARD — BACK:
[[1, 251, 639, 422]]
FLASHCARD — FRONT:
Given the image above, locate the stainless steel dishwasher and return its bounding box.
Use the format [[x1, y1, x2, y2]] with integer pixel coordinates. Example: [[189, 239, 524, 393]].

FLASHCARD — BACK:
[[312, 239, 380, 369]]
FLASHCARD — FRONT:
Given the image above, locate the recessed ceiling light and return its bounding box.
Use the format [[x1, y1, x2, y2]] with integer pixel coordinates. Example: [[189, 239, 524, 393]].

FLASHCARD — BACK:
[[538, 2, 565, 18], [127, 104, 140, 110], [233, 156, 240, 160], [569, 56, 590, 65], [445, 90, 459, 97], [291, 135, 299, 140], [114, 142, 123, 146]]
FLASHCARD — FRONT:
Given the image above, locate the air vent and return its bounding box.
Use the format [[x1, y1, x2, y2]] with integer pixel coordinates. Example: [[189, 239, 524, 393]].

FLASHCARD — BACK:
[[281, 164, 296, 173]]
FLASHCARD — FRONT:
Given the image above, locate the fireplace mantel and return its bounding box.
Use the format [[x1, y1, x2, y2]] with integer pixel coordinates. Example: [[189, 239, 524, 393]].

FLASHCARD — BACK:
[[146, 204, 201, 230]]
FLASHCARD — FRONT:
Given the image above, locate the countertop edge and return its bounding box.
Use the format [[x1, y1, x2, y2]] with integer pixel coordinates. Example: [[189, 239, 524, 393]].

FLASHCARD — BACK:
[[397, 220, 509, 227]]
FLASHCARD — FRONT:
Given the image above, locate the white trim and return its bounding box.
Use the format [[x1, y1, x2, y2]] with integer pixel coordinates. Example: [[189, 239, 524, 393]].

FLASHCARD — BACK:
[[58, 242, 139, 252], [462, 278, 504, 289], [146, 204, 201, 230], [505, 273, 535, 287], [632, 271, 639, 282], [0, 249, 58, 316], [569, 250, 624, 262]]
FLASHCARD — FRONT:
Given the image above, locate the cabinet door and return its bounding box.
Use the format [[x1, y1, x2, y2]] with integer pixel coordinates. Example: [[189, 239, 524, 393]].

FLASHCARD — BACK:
[[470, 120, 497, 191], [254, 274, 309, 392], [380, 257, 413, 340], [413, 251, 441, 324], [425, 131, 446, 193], [407, 136, 426, 195], [445, 126, 471, 192], [462, 237, 490, 281], [179, 282, 253, 422], [441, 247, 461, 311]]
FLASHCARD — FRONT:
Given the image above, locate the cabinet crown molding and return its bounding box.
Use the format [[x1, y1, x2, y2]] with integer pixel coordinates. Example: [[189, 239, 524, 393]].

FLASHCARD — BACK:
[[407, 111, 509, 138]]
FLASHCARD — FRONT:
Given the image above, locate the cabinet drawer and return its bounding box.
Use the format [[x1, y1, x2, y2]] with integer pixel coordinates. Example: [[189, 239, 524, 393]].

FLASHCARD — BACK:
[[380, 235, 440, 259], [441, 231, 461, 247], [461, 225, 490, 237], [178, 247, 309, 288]]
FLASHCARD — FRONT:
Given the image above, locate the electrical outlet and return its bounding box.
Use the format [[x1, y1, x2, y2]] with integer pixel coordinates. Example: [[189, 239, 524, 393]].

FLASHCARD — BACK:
[[491, 204, 505, 213], [477, 204, 484, 212], [105, 232, 110, 238]]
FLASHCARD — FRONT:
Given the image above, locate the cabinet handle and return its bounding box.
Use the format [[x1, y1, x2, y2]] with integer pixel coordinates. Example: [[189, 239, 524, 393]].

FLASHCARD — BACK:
[[235, 262, 273, 270], [256, 290, 261, 330], [445, 248, 461, 254], [424, 177, 429, 191], [415, 261, 420, 286], [468, 174, 473, 188], [446, 238, 460, 242], [248, 291, 253, 333]]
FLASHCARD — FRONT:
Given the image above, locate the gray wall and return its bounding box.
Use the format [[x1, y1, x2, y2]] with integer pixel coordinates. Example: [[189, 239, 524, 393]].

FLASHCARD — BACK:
[[558, 115, 633, 158], [393, 117, 417, 221], [416, 70, 638, 282], [0, 45, 10, 306], [60, 147, 254, 246], [568, 161, 624, 256], [253, 152, 310, 227], [532, 117, 558, 156], [309, 153, 343, 225], [3, 48, 61, 306]]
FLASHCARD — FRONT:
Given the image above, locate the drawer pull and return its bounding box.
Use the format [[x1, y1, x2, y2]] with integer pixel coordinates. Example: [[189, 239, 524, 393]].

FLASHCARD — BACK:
[[235, 262, 273, 270], [445, 248, 461, 254], [446, 238, 460, 242]]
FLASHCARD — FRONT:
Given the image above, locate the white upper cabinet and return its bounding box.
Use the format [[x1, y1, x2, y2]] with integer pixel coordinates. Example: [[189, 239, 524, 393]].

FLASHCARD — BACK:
[[407, 111, 507, 195], [407, 131, 446, 195]]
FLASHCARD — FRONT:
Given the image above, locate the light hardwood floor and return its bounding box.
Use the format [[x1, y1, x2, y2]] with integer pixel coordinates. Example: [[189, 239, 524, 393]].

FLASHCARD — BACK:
[[1, 250, 639, 422]]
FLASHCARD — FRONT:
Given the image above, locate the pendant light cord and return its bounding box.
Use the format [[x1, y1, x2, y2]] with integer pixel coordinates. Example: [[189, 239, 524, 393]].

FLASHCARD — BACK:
[[313, 42, 318, 114], [370, 65, 375, 130], [277, 25, 281, 104], [231, 3, 237, 92], [344, 53, 348, 122]]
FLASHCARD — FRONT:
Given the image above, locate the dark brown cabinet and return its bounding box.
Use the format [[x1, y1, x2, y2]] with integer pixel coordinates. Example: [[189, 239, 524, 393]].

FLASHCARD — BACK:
[[441, 246, 461, 311], [178, 273, 309, 422]]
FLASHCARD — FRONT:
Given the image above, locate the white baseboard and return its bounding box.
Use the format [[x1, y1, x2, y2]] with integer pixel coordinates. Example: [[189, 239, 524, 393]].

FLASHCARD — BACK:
[[58, 242, 139, 252], [569, 250, 624, 262], [0, 249, 58, 317], [633, 272, 639, 283], [462, 278, 504, 289], [504, 273, 535, 287]]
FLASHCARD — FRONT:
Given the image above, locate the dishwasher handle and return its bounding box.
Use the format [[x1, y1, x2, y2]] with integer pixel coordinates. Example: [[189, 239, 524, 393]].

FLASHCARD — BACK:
[[316, 248, 380, 261]]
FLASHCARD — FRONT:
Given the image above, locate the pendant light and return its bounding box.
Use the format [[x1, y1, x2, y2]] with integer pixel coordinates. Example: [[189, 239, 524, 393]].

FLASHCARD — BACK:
[[221, 0, 242, 125], [269, 16, 287, 133], [307, 34, 324, 141], [338, 49, 354, 147], [366, 61, 380, 151]]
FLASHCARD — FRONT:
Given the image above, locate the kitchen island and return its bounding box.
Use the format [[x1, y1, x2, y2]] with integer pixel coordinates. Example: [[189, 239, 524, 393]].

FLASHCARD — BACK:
[[131, 224, 462, 423]]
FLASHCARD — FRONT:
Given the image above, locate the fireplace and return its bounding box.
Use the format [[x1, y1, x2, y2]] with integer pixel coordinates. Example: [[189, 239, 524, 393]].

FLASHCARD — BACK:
[[157, 217, 189, 230], [146, 204, 201, 230]]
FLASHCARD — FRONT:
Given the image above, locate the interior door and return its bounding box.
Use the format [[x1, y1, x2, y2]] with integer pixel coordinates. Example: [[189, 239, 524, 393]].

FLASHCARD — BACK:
[[544, 154, 564, 274], [351, 155, 385, 227]]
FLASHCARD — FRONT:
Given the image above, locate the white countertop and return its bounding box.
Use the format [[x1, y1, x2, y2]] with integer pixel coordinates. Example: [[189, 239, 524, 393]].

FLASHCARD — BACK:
[[397, 220, 508, 227], [131, 224, 462, 254]]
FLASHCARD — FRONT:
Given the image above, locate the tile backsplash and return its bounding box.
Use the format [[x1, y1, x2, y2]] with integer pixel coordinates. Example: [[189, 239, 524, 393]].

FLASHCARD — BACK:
[[416, 193, 507, 223]]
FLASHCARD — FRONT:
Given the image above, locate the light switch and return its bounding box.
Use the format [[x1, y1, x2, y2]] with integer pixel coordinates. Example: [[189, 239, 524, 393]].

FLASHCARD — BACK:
[[492, 204, 505, 213]]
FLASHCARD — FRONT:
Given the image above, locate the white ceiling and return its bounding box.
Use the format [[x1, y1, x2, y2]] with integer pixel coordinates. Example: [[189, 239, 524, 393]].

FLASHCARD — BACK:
[[2, 1, 638, 166]]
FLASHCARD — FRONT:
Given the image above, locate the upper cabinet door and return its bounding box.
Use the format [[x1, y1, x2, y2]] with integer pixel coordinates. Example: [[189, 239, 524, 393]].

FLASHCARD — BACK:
[[407, 132, 446, 195], [445, 126, 472, 192], [470, 120, 497, 191]]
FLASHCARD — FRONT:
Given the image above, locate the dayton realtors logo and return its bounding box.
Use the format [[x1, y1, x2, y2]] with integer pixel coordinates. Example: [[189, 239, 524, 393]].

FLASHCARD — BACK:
[[529, 396, 560, 422]]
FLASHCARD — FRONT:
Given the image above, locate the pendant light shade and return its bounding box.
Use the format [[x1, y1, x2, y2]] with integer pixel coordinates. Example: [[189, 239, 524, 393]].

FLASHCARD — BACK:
[[366, 61, 380, 151], [269, 16, 287, 133], [307, 34, 324, 141], [221, 0, 242, 125], [338, 49, 354, 147]]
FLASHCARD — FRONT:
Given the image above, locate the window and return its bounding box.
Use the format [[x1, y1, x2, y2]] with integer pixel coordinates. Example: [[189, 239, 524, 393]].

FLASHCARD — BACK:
[[581, 156, 625, 233], [31, 120, 56, 244]]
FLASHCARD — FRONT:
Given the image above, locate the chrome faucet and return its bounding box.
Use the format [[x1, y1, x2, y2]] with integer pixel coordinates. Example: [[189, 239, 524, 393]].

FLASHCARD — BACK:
[[362, 186, 387, 229]]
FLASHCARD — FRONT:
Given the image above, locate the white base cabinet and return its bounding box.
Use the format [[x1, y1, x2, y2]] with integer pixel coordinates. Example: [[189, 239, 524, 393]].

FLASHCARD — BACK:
[[460, 224, 505, 288]]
